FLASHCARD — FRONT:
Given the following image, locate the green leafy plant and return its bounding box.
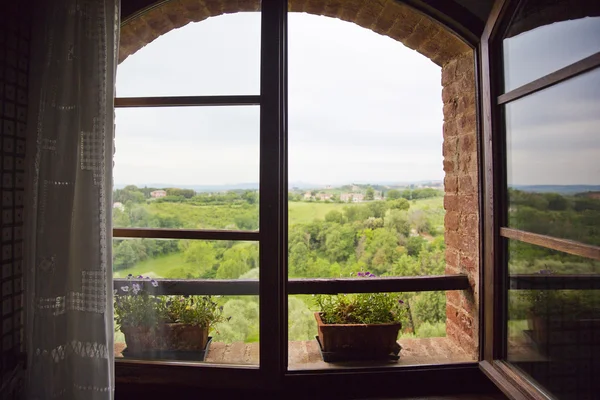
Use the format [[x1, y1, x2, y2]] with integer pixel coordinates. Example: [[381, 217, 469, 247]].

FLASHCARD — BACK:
[[114, 275, 225, 330], [315, 272, 409, 324]]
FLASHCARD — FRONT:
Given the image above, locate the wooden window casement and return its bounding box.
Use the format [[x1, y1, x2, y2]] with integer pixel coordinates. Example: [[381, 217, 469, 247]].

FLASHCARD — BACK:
[[480, 1, 600, 399], [113, 0, 497, 397]]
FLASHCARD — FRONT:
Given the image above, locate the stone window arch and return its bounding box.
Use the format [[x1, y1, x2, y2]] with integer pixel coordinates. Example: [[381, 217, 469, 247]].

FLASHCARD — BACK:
[[118, 0, 480, 358]]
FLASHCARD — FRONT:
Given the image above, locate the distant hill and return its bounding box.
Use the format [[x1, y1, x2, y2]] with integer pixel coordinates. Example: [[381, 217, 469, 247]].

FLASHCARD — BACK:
[[511, 185, 600, 194], [114, 183, 259, 192], [114, 180, 444, 192]]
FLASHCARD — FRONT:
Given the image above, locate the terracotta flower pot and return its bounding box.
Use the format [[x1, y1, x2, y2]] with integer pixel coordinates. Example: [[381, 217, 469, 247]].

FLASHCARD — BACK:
[[122, 323, 208, 353], [315, 312, 401, 357]]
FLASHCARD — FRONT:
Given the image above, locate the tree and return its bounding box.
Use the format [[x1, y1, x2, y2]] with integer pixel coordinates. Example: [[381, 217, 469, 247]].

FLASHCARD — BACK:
[[406, 236, 426, 256], [389, 198, 410, 211], [365, 187, 375, 200], [367, 201, 388, 219], [113, 240, 138, 270], [183, 241, 217, 275], [325, 225, 355, 262], [289, 242, 310, 276], [242, 190, 257, 205], [324, 210, 344, 224], [386, 189, 401, 200], [385, 210, 410, 236]]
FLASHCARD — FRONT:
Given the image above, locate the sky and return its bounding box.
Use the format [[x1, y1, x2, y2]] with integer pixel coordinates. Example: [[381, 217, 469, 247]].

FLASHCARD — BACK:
[[503, 17, 600, 186], [114, 13, 444, 187], [114, 12, 600, 188]]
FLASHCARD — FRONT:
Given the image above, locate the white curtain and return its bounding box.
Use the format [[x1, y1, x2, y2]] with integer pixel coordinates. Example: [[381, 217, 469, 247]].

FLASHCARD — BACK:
[[25, 1, 119, 399]]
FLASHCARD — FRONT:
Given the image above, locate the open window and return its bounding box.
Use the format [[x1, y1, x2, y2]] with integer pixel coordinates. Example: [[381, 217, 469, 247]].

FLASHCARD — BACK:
[[112, 0, 487, 396], [480, 1, 600, 398]]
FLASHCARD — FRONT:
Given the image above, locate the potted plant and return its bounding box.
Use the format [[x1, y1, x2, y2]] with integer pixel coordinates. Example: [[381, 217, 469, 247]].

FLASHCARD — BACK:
[[314, 272, 408, 361], [115, 275, 225, 358], [522, 288, 600, 358]]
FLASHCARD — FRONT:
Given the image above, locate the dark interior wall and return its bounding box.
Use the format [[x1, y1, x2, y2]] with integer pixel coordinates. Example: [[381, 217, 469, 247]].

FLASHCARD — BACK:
[[0, 1, 30, 397]]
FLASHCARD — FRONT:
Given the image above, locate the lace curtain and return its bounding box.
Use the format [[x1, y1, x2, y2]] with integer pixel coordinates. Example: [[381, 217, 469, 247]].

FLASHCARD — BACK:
[[25, 1, 119, 399]]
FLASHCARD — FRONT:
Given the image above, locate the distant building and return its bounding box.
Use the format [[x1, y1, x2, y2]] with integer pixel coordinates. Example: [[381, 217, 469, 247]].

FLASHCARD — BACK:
[[340, 193, 352, 202], [150, 190, 167, 198], [303, 192, 313, 200], [317, 193, 332, 201], [340, 193, 364, 203], [352, 193, 365, 203], [113, 202, 125, 211]]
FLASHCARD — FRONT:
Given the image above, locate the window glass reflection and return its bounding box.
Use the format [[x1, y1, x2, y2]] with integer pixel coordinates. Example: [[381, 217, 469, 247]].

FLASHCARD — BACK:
[[503, 0, 600, 92], [506, 68, 600, 246]]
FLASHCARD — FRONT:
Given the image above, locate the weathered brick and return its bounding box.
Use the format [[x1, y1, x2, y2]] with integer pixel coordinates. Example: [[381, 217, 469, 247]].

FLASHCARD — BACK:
[[355, 0, 386, 29], [459, 134, 476, 153], [445, 230, 460, 248], [458, 194, 477, 213], [458, 174, 476, 194], [443, 160, 455, 173], [441, 59, 458, 86], [305, 0, 327, 15], [445, 248, 459, 268], [443, 194, 459, 211], [444, 175, 458, 193], [322, 0, 343, 18], [460, 233, 478, 255], [456, 112, 476, 133], [441, 82, 456, 104], [372, 1, 405, 35], [442, 120, 458, 137], [446, 291, 462, 308], [445, 211, 459, 231], [460, 254, 477, 275]]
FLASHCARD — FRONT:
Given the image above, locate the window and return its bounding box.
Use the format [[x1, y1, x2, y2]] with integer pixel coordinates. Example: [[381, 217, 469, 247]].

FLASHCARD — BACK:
[[481, 1, 600, 398], [114, 10, 262, 366], [114, 0, 480, 392]]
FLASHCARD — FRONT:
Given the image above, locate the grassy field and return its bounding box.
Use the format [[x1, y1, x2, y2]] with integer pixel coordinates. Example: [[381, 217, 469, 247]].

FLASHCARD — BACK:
[[115, 197, 445, 279], [288, 201, 349, 224], [113, 253, 184, 279]]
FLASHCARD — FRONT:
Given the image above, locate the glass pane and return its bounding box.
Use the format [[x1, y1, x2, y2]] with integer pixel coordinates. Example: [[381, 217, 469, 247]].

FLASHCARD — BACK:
[[503, 0, 600, 92], [117, 12, 261, 97], [506, 240, 600, 399], [113, 106, 259, 230], [506, 68, 600, 246], [288, 13, 445, 280], [113, 239, 259, 365], [288, 291, 474, 370]]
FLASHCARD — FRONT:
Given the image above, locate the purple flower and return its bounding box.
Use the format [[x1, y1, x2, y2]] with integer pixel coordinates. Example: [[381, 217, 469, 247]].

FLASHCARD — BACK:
[[365, 271, 371, 276], [398, 299, 404, 304], [120, 286, 129, 292], [138, 275, 143, 279], [368, 273, 376, 277], [151, 280, 159, 287], [132, 283, 141, 292], [357, 272, 364, 277]]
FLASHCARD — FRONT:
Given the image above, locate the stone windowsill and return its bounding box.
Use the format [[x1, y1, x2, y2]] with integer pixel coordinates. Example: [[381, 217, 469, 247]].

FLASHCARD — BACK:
[[115, 337, 474, 368]]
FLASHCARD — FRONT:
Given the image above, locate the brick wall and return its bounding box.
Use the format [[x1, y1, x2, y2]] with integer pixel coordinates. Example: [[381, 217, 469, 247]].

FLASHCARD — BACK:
[[0, 0, 30, 397], [118, 0, 480, 357], [442, 51, 478, 357]]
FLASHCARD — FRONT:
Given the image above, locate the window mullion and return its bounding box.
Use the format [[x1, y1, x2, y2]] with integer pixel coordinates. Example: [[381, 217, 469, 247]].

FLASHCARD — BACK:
[[258, 0, 288, 384]]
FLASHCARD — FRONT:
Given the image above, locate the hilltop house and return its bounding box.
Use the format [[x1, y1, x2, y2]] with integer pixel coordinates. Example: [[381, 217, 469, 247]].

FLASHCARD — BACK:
[[150, 189, 167, 198]]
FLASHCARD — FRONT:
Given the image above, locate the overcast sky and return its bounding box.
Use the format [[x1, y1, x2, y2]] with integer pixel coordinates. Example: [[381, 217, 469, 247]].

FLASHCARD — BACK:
[[114, 13, 443, 187], [503, 17, 600, 186], [114, 12, 600, 188]]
